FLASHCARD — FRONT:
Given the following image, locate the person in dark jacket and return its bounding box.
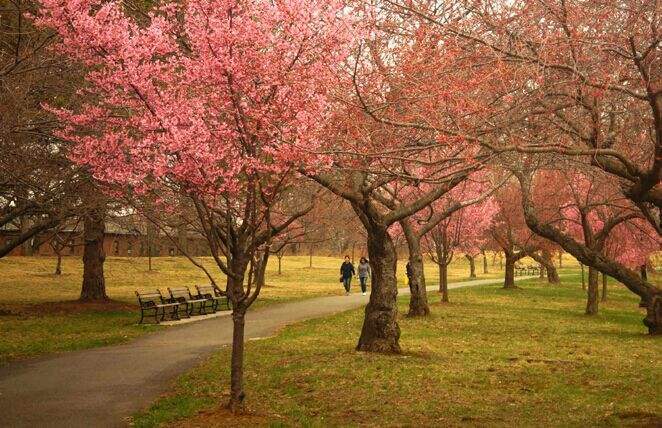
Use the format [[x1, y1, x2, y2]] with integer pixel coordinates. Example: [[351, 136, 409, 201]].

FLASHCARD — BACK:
[[340, 255, 355, 295]]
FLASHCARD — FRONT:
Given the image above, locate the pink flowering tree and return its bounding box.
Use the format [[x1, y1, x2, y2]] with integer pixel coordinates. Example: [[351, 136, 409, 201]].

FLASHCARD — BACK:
[[602, 220, 660, 302], [550, 171, 654, 315], [412, 171, 503, 302], [36, 0, 353, 410], [422, 177, 499, 302]]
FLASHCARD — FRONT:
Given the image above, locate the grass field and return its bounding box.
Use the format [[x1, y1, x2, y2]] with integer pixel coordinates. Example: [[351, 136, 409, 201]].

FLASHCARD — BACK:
[[0, 253, 515, 363], [133, 276, 662, 428]]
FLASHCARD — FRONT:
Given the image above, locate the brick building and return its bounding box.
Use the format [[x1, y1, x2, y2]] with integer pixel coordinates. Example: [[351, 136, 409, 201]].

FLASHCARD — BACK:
[[0, 217, 210, 257]]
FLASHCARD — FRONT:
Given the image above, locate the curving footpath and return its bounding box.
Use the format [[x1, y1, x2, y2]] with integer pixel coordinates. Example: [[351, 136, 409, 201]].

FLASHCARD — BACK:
[[0, 276, 532, 427]]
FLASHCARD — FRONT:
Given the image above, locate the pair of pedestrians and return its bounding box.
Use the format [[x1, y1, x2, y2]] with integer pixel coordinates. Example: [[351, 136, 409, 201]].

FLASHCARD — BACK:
[[340, 255, 370, 295]]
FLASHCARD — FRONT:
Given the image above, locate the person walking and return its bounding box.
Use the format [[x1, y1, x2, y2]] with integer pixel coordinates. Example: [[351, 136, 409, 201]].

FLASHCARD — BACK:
[[340, 255, 355, 295], [357, 257, 371, 295]]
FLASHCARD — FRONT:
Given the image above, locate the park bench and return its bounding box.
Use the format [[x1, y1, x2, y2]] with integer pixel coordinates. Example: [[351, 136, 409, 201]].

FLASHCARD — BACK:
[[168, 286, 211, 317], [514, 264, 527, 276], [135, 290, 180, 324], [527, 265, 540, 276], [195, 284, 231, 312]]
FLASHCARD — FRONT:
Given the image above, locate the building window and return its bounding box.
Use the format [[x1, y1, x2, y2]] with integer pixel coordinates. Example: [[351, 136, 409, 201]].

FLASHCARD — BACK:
[[127, 241, 133, 256], [113, 240, 120, 255], [168, 247, 175, 256]]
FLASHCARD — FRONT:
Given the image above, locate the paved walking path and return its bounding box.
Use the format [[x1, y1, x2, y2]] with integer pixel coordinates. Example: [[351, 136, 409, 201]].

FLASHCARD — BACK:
[[0, 276, 531, 427]]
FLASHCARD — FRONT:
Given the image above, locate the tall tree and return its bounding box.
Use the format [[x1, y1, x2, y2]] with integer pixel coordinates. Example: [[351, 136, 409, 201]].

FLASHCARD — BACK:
[[37, 0, 354, 410], [423, 176, 499, 302]]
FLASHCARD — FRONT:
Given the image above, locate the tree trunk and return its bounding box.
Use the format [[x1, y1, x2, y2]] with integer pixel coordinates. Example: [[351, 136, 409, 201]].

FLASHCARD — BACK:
[[439, 262, 449, 303], [356, 223, 401, 353], [601, 273, 608, 302], [482, 250, 488, 274], [640, 265, 647, 280], [228, 304, 246, 412], [503, 252, 517, 289], [466, 254, 476, 278], [79, 211, 108, 302], [277, 255, 282, 275], [257, 251, 268, 289], [401, 222, 429, 317], [586, 267, 599, 315], [558, 252, 563, 268], [643, 296, 661, 335], [406, 252, 429, 316], [580, 263, 586, 290], [54, 251, 62, 275], [499, 253, 503, 270], [226, 255, 250, 411], [543, 249, 561, 284], [547, 263, 560, 284], [529, 250, 560, 284]]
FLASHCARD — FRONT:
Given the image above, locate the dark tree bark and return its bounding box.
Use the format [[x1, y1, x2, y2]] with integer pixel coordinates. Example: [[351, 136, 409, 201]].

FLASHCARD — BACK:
[[586, 267, 599, 315], [228, 306, 246, 412], [528, 250, 560, 284], [430, 228, 451, 302], [504, 252, 517, 289], [54, 251, 62, 275], [580, 263, 586, 290], [482, 250, 488, 274], [439, 262, 449, 303], [558, 251, 563, 268], [466, 254, 477, 278], [225, 250, 251, 412], [601, 273, 608, 302], [402, 222, 430, 317], [79, 210, 108, 302], [356, 222, 401, 353], [640, 265, 648, 280]]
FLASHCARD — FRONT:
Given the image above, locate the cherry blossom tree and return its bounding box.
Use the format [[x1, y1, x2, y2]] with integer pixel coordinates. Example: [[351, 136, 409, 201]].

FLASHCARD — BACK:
[[36, 0, 354, 410], [382, 0, 661, 334], [422, 175, 499, 302], [489, 183, 540, 289], [602, 221, 660, 303], [518, 168, 661, 333]]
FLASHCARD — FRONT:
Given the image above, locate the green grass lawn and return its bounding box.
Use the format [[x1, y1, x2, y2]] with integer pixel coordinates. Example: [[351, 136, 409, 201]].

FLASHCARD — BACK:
[[0, 254, 511, 363], [133, 276, 662, 427]]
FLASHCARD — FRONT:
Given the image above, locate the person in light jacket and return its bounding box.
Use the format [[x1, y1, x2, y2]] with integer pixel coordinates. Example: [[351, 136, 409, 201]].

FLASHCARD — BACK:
[[357, 257, 371, 295], [340, 255, 355, 295]]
